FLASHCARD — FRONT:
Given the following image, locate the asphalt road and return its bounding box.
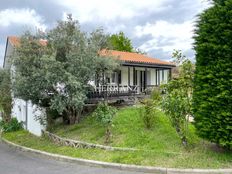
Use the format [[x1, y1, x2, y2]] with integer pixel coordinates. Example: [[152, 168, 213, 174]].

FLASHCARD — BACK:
[[0, 142, 145, 174]]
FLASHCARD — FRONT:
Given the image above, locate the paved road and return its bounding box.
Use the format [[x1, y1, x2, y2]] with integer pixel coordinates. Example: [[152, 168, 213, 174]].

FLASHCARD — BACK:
[[0, 142, 145, 174]]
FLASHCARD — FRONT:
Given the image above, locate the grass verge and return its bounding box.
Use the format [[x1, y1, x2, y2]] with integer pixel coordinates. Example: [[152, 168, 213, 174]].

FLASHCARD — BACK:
[[2, 108, 232, 169]]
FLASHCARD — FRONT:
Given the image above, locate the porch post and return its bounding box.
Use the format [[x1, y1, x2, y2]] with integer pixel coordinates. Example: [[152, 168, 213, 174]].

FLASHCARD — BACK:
[[162, 69, 164, 81], [158, 69, 160, 85], [102, 70, 106, 100], [169, 69, 172, 81], [145, 68, 147, 89], [133, 66, 135, 86], [128, 66, 130, 87], [155, 69, 158, 86]]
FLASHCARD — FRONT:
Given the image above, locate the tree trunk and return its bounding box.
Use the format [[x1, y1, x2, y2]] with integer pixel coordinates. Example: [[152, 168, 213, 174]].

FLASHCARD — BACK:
[[68, 109, 76, 125], [105, 127, 111, 144], [75, 110, 82, 123]]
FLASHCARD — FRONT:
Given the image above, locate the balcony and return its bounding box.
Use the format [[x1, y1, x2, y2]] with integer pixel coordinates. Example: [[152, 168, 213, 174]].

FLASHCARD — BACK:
[[87, 85, 157, 101]]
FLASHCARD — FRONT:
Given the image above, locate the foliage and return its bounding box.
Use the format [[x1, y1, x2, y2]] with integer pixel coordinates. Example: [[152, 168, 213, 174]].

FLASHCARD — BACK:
[[140, 88, 162, 129], [108, 31, 133, 52], [12, 108, 232, 168], [0, 118, 23, 132], [93, 102, 117, 143], [161, 50, 194, 146], [12, 14, 119, 125], [140, 99, 155, 129], [193, 0, 232, 149], [53, 107, 186, 151], [0, 68, 12, 122]]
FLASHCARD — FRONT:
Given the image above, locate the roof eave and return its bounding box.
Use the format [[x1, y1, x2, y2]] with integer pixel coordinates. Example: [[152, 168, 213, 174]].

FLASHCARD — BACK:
[[122, 61, 175, 69]]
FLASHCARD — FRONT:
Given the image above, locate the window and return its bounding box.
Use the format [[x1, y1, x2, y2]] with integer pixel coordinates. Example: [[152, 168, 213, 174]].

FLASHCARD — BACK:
[[106, 73, 110, 84], [111, 72, 117, 83]]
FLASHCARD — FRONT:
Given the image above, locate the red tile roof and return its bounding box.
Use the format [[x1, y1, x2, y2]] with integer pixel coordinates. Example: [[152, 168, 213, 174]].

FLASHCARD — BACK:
[[8, 36, 47, 47], [100, 49, 174, 66], [7, 36, 174, 66]]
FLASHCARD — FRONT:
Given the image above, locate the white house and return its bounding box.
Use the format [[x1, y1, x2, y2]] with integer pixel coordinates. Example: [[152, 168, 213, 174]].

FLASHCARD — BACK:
[[3, 36, 175, 136], [88, 49, 175, 100]]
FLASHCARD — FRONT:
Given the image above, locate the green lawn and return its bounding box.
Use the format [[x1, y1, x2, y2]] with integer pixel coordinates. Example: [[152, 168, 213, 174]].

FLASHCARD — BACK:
[[3, 106, 232, 168], [52, 107, 199, 153]]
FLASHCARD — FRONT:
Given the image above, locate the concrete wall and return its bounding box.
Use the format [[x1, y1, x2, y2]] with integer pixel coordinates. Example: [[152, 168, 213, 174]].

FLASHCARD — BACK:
[[12, 98, 45, 136]]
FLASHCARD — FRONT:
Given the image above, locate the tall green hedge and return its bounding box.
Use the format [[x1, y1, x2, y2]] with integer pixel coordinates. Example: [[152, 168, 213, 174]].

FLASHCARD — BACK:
[[193, 0, 232, 149]]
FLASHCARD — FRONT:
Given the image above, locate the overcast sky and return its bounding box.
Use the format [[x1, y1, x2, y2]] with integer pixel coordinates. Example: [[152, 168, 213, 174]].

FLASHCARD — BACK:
[[0, 0, 211, 66]]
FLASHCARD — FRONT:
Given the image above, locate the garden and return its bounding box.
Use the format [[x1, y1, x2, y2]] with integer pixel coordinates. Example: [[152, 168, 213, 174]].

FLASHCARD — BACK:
[[0, 0, 232, 170]]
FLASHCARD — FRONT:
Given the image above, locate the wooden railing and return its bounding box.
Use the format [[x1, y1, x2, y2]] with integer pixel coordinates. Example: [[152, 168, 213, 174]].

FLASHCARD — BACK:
[[87, 85, 158, 99]]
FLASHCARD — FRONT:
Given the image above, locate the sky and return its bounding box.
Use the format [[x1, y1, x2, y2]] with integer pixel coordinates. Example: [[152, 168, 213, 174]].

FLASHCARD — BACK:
[[0, 0, 211, 66]]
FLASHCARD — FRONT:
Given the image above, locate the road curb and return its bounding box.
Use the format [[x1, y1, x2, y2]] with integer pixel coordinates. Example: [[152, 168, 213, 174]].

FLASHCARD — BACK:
[[1, 138, 232, 174]]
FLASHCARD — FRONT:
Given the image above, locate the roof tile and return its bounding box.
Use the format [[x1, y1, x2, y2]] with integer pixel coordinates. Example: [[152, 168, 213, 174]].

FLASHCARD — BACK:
[[100, 49, 174, 66]]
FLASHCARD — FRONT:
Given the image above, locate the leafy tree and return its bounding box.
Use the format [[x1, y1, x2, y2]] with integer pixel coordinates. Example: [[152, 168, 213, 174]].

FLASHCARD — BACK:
[[193, 0, 232, 149], [108, 31, 133, 52], [93, 102, 117, 144], [161, 51, 194, 146], [12, 15, 119, 126], [0, 69, 12, 122]]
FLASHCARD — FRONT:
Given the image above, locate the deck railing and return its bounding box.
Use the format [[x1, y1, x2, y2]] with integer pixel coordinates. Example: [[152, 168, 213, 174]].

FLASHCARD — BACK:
[[87, 85, 157, 99]]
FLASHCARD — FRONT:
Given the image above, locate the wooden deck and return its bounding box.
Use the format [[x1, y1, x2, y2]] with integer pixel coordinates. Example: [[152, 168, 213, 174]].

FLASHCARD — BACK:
[[86, 85, 157, 104]]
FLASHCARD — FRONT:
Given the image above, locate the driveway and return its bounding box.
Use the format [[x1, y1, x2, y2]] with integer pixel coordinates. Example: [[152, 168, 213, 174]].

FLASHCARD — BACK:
[[0, 142, 144, 174]]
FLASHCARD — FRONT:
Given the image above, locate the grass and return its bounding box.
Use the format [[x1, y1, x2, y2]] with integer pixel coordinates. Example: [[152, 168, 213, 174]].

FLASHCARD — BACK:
[[2, 106, 232, 168], [53, 107, 199, 152], [3, 130, 232, 168]]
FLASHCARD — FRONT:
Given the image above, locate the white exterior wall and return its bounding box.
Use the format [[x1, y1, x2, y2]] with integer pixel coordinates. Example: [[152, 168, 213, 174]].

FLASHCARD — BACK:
[[150, 68, 156, 85], [163, 69, 169, 83], [120, 66, 128, 85], [117, 66, 170, 86], [12, 98, 45, 136], [4, 41, 14, 68], [129, 67, 133, 86]]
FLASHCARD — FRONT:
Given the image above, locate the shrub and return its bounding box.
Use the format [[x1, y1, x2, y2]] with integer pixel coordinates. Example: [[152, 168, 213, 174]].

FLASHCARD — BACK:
[[140, 88, 161, 129], [0, 69, 12, 122], [161, 51, 194, 146], [0, 118, 23, 133], [93, 102, 117, 143], [140, 99, 155, 129], [193, 0, 232, 149]]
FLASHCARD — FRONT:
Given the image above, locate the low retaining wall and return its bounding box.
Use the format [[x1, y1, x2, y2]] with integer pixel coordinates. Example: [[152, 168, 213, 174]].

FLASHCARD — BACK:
[[43, 130, 136, 151]]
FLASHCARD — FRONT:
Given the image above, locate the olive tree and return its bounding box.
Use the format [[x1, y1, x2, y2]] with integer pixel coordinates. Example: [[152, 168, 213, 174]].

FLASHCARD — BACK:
[[12, 15, 119, 125]]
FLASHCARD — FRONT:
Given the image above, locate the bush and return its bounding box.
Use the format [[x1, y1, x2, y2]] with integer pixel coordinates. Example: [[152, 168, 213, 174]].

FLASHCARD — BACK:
[[140, 99, 156, 129], [140, 88, 161, 129], [193, 0, 232, 149], [161, 51, 194, 146], [93, 102, 117, 143], [0, 118, 23, 133], [0, 69, 12, 122]]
